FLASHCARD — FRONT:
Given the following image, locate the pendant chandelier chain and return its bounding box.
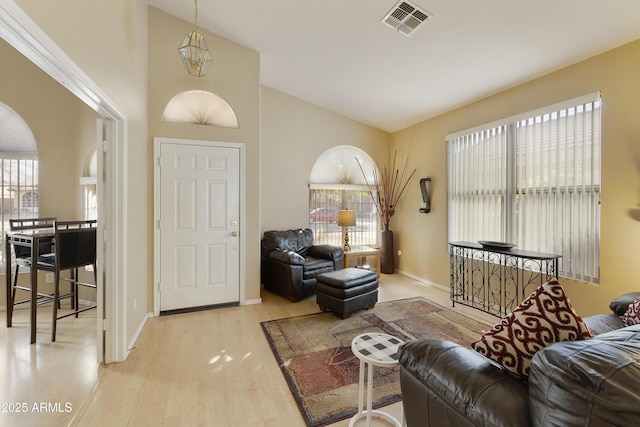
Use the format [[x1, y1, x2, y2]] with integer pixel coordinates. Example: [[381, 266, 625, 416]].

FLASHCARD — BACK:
[[177, 0, 213, 77], [194, 0, 199, 31]]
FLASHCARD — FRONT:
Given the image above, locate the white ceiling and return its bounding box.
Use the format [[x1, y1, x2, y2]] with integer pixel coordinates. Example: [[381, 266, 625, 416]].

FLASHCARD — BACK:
[[148, 0, 640, 133]]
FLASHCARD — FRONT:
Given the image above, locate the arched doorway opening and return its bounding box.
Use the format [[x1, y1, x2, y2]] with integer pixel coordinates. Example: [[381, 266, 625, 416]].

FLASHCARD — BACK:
[[0, 2, 128, 363]]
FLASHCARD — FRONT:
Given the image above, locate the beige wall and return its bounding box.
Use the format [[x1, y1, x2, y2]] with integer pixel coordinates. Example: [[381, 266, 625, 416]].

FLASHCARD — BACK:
[[0, 38, 93, 220], [0, 37, 99, 307], [391, 39, 640, 316], [148, 8, 261, 302], [149, 9, 388, 305], [14, 0, 150, 342], [260, 86, 390, 232], [6, 0, 638, 347]]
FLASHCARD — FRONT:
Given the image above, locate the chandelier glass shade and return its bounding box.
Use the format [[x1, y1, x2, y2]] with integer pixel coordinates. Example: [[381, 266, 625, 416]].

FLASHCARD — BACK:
[[178, 31, 212, 77], [178, 0, 212, 77]]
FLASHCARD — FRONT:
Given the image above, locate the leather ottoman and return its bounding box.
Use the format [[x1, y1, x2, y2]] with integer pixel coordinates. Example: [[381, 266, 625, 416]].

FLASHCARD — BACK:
[[316, 268, 378, 319]]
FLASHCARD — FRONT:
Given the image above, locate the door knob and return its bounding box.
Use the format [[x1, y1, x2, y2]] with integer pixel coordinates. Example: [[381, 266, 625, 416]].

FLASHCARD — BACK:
[[231, 231, 238, 237]]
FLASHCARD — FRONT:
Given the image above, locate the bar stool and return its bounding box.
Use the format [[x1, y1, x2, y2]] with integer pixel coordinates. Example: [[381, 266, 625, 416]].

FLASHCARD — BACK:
[[36, 220, 97, 342], [8, 217, 56, 310]]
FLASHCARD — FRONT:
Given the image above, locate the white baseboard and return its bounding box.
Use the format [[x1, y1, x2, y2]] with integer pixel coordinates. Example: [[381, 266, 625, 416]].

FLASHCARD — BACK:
[[241, 298, 261, 306], [394, 269, 449, 293], [127, 312, 152, 352]]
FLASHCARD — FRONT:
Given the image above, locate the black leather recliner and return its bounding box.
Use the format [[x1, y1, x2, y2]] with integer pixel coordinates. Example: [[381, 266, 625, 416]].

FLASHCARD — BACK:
[[261, 228, 344, 302]]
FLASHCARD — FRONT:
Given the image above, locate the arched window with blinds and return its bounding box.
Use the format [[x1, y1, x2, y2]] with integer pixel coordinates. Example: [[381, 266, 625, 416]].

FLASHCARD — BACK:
[[309, 146, 380, 247], [0, 101, 39, 272]]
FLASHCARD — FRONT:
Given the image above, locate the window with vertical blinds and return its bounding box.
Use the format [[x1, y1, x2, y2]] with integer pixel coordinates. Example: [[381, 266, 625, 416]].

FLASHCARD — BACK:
[[308, 188, 379, 247], [447, 93, 601, 283], [0, 156, 39, 271]]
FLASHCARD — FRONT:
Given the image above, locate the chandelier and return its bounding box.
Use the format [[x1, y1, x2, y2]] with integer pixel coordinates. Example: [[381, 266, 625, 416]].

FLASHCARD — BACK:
[[177, 0, 213, 77]]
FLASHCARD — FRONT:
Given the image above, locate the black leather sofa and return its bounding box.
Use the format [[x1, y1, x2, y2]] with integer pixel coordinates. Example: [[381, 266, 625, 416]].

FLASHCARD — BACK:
[[397, 292, 640, 427], [261, 228, 344, 302]]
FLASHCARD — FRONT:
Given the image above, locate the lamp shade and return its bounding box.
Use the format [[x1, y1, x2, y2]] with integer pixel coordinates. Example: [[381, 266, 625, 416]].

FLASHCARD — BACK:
[[337, 210, 356, 227]]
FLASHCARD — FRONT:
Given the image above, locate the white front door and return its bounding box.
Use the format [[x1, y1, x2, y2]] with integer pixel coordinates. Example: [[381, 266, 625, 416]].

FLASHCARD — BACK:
[[158, 140, 240, 312]]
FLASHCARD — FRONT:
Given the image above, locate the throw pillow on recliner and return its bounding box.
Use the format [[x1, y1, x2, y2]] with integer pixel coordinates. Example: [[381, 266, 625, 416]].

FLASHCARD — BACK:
[[471, 278, 593, 380], [621, 295, 640, 325], [609, 291, 640, 316]]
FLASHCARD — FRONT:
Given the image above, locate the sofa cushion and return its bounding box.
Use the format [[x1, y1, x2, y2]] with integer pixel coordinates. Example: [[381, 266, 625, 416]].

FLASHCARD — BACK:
[[398, 339, 531, 427], [267, 250, 305, 265], [584, 313, 627, 335], [261, 228, 315, 255], [528, 324, 640, 426], [302, 257, 334, 279], [609, 291, 640, 316], [471, 279, 593, 380], [621, 295, 640, 325], [316, 267, 378, 288], [307, 244, 343, 261]]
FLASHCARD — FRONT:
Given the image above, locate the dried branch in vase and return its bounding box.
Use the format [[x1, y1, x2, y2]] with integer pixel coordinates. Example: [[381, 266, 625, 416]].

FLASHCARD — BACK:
[[356, 150, 417, 230]]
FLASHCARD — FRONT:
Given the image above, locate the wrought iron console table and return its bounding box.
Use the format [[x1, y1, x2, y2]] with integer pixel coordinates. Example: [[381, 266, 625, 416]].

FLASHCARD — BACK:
[[449, 241, 561, 318]]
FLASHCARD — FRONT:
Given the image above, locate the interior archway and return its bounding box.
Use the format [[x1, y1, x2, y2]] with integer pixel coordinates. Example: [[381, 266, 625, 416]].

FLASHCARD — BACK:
[[0, 1, 128, 363]]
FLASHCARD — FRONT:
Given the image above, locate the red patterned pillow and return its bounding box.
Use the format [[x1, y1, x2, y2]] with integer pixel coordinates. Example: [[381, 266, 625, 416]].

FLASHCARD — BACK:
[[621, 295, 640, 325], [471, 279, 593, 380]]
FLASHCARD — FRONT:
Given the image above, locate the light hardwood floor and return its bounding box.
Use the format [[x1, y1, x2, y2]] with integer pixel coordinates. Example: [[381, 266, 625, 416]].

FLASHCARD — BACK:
[[1, 274, 495, 427]]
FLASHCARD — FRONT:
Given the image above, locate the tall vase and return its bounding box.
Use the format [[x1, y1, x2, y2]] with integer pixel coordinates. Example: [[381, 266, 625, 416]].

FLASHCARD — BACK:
[[380, 228, 394, 274]]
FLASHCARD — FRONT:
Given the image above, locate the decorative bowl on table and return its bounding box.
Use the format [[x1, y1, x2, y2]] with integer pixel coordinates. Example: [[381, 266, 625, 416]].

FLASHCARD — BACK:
[[478, 241, 516, 250]]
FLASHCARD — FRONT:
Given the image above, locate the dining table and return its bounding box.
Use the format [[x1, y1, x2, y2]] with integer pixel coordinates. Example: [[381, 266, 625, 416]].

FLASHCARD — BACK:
[[5, 227, 55, 343]]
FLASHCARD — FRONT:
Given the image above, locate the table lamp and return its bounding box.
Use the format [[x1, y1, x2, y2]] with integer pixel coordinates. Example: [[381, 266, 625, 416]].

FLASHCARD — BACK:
[[338, 210, 356, 251]]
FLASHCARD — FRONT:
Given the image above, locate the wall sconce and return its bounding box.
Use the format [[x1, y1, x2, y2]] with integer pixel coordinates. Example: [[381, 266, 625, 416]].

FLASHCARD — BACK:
[[337, 210, 356, 251], [419, 178, 431, 213]]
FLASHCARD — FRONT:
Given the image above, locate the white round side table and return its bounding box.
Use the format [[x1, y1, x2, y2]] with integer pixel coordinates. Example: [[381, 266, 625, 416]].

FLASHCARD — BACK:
[[349, 332, 405, 427]]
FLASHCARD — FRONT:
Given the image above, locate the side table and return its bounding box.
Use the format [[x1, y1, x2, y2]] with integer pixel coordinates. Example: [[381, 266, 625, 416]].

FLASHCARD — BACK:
[[344, 246, 380, 277], [349, 333, 404, 427]]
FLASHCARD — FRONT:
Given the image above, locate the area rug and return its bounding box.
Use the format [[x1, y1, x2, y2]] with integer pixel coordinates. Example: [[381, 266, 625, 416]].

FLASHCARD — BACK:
[[260, 296, 490, 427]]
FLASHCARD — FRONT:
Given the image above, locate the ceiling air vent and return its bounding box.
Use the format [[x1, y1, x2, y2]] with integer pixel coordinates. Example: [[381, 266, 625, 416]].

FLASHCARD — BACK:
[[381, 0, 432, 36]]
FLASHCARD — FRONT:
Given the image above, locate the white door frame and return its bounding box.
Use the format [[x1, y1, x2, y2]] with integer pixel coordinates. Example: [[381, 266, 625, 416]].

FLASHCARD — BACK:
[[0, 1, 129, 362], [153, 137, 246, 316]]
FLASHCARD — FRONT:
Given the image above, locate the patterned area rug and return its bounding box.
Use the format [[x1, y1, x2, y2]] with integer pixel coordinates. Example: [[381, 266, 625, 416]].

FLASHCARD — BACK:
[[260, 296, 490, 427]]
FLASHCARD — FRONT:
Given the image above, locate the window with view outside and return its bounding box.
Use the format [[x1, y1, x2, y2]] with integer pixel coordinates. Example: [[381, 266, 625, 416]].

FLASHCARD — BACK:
[[309, 189, 379, 247], [309, 146, 380, 249], [82, 148, 98, 221], [0, 158, 39, 272], [0, 101, 40, 273], [447, 93, 601, 283]]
